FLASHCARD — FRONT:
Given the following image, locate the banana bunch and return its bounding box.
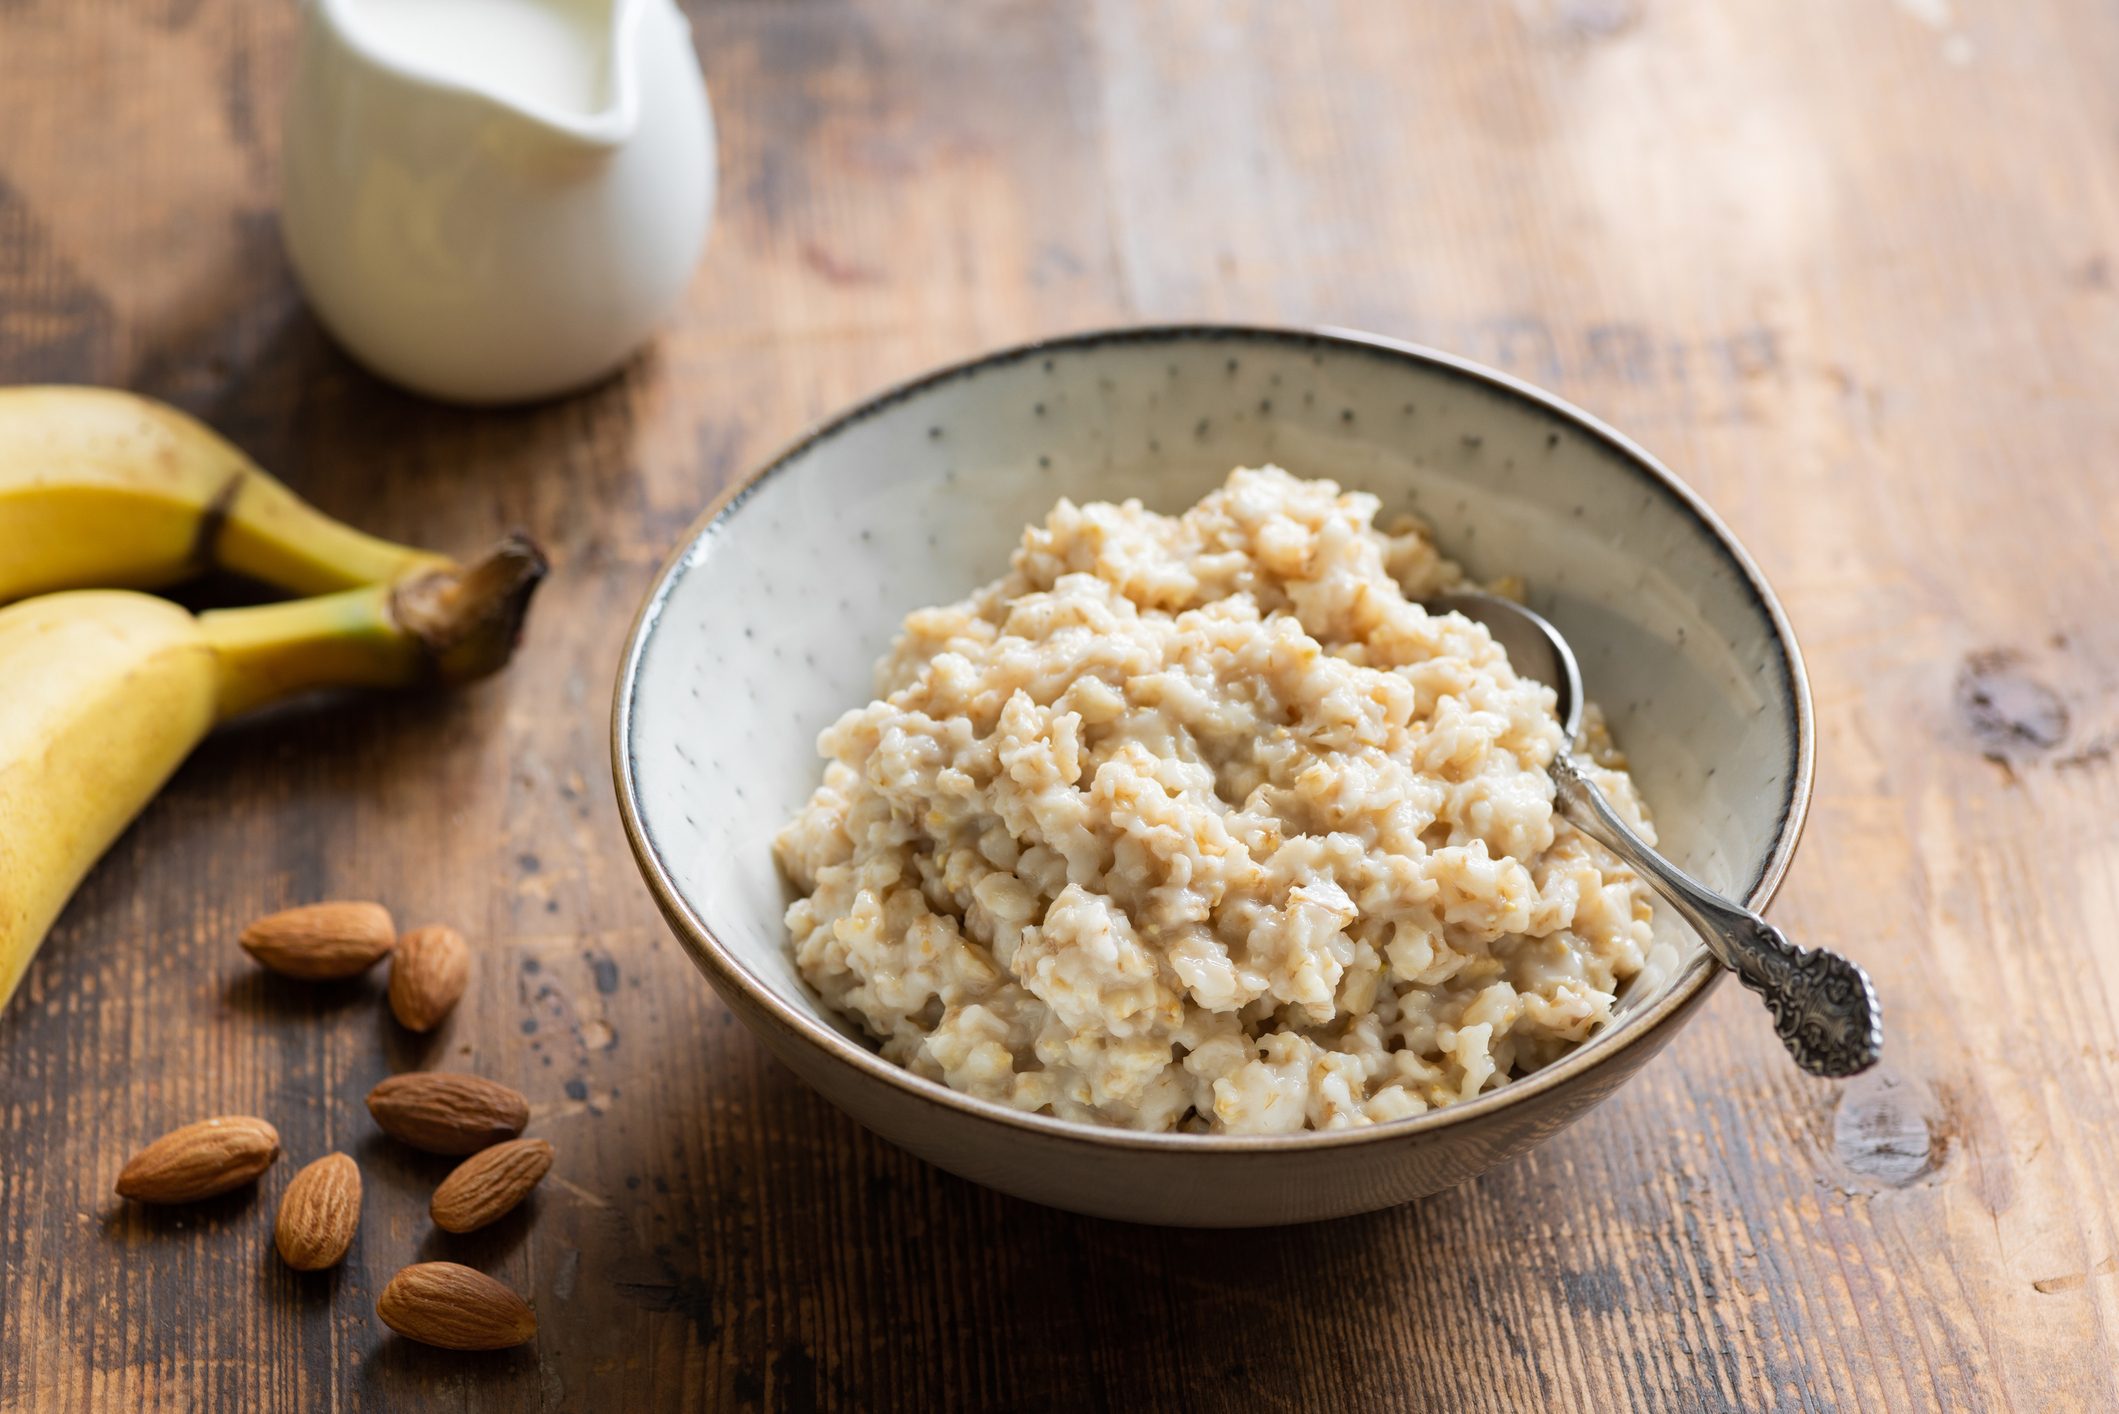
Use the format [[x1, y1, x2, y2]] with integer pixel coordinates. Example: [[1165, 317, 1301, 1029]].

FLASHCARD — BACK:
[[0, 387, 547, 1008]]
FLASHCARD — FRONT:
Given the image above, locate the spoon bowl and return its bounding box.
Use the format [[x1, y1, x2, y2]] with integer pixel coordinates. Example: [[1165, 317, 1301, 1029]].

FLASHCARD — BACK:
[[1435, 590, 1882, 1079], [1428, 591, 1586, 738]]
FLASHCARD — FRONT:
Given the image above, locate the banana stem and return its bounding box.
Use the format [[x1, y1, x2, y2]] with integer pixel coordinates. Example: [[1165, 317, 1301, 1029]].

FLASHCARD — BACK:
[[201, 534, 548, 722]]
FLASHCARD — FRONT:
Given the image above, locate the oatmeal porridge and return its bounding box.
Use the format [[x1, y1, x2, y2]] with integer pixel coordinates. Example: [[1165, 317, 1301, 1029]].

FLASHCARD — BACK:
[[773, 466, 1658, 1133]]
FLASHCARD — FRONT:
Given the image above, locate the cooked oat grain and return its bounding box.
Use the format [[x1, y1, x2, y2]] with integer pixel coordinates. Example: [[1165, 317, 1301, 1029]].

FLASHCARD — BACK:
[[775, 467, 1656, 1133]]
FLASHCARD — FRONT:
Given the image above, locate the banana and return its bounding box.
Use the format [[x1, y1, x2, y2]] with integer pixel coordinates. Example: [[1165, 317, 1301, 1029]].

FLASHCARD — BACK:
[[0, 536, 546, 1007], [0, 386, 453, 604]]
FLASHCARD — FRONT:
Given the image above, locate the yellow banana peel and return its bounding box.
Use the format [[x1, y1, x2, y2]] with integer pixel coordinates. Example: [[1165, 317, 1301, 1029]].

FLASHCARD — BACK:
[[0, 385, 453, 604], [0, 537, 547, 1007]]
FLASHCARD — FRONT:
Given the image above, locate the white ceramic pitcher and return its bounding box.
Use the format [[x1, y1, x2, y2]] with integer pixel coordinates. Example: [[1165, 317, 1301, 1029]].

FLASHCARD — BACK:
[[283, 0, 716, 405]]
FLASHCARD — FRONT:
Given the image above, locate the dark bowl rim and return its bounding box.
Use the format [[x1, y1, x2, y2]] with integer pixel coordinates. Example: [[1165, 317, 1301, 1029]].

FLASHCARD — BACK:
[[610, 321, 1815, 1156]]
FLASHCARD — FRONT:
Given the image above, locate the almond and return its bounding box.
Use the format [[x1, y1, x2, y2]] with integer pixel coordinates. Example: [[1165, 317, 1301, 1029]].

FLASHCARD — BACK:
[[377, 1262, 536, 1350], [240, 902, 396, 980], [115, 1115, 280, 1203], [367, 1072, 528, 1155], [430, 1138, 553, 1233], [388, 924, 469, 1032], [274, 1152, 361, 1271]]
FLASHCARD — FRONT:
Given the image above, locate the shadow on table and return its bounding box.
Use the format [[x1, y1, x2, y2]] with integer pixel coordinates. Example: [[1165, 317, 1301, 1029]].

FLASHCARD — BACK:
[[591, 1041, 1474, 1412], [136, 279, 664, 633], [270, 1244, 349, 1309], [220, 968, 383, 1023], [362, 1333, 542, 1395], [99, 1185, 265, 1243], [129, 261, 661, 509]]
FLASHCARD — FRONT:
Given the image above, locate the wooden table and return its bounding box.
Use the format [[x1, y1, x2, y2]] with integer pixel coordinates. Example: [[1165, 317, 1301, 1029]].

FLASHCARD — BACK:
[[3, 1, 2114, 1408]]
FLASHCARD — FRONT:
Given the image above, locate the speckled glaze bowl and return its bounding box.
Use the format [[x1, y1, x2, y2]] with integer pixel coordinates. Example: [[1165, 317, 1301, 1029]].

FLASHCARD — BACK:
[[613, 325, 1812, 1227]]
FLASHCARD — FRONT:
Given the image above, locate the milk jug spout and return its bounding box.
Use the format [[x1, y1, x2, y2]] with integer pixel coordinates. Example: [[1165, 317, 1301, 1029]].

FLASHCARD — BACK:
[[316, 0, 646, 152]]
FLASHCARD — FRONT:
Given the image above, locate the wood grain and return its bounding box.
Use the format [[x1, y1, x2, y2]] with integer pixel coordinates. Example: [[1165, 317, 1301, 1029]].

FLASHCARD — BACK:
[[3, 0, 2116, 1408]]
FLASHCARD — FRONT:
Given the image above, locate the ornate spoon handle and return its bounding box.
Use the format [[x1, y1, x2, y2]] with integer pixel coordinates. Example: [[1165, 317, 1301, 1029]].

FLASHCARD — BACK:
[[1549, 754, 1882, 1078]]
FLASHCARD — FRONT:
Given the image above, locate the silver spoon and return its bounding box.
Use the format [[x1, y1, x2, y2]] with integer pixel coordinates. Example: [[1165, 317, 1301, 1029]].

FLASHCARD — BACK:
[[1431, 592, 1882, 1078]]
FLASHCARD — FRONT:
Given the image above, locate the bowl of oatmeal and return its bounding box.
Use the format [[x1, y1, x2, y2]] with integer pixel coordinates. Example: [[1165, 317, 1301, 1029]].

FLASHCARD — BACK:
[[613, 325, 1811, 1226]]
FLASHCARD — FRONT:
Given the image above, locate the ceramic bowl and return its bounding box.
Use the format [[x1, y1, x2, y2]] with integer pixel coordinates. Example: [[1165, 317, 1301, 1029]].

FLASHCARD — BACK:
[[613, 325, 1811, 1227]]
